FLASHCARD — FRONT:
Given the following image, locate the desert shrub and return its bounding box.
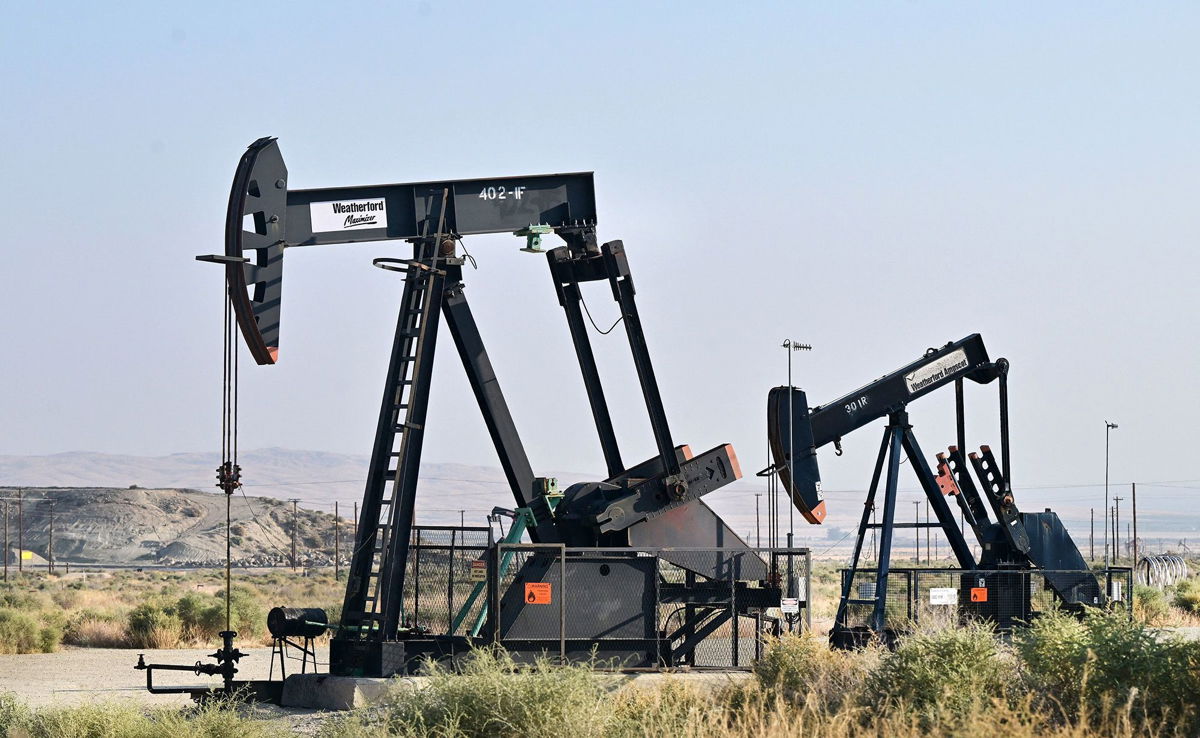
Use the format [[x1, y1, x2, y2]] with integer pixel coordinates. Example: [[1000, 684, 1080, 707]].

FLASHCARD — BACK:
[[0, 607, 60, 654], [329, 649, 619, 737], [124, 603, 182, 649], [1133, 585, 1170, 624], [50, 588, 81, 610], [0, 608, 42, 654], [0, 692, 287, 738], [64, 611, 128, 648], [1016, 608, 1200, 730], [216, 586, 266, 640], [0, 586, 47, 611], [867, 621, 1016, 720], [610, 679, 729, 737], [37, 617, 62, 653], [753, 632, 872, 711], [176, 593, 225, 642], [1173, 578, 1200, 614]]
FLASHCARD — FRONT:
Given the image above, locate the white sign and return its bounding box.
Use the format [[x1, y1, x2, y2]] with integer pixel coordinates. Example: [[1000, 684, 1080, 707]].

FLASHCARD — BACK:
[[780, 597, 800, 614], [929, 587, 958, 606], [904, 348, 969, 394], [310, 198, 388, 232], [469, 560, 487, 583]]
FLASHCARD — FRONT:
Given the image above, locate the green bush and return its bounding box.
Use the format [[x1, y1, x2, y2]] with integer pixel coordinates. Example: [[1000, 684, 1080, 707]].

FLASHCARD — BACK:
[[1016, 609, 1200, 729], [867, 621, 1016, 720], [0, 586, 46, 611], [217, 586, 266, 640], [175, 594, 225, 642], [753, 632, 872, 712], [0, 608, 42, 654], [1133, 584, 1170, 624], [124, 603, 182, 649], [1173, 578, 1200, 614]]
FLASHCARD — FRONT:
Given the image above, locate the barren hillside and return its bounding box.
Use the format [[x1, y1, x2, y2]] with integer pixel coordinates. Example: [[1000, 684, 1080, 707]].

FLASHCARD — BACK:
[[0, 486, 342, 567]]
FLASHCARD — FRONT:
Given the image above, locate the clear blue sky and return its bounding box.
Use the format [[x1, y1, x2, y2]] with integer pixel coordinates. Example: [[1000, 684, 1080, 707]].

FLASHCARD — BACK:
[[1, 2, 1197, 507]]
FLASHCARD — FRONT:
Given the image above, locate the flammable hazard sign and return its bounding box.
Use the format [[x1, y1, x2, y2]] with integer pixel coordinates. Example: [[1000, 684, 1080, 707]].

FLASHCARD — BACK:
[[524, 582, 552, 604], [970, 587, 988, 603]]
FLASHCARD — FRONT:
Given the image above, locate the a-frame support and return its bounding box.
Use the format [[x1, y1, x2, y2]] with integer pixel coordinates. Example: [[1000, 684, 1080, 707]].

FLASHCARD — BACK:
[[831, 410, 976, 642]]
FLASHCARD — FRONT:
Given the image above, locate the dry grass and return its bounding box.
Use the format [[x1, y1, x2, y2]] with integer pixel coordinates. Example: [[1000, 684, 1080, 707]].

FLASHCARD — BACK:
[[315, 624, 1198, 737], [0, 568, 345, 652], [63, 617, 127, 648]]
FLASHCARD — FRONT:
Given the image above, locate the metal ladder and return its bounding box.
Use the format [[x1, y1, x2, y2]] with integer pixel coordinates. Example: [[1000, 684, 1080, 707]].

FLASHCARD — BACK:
[[340, 238, 446, 639]]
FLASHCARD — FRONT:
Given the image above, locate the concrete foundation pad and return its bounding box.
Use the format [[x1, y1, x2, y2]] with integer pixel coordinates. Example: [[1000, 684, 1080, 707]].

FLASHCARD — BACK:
[[280, 674, 425, 711]]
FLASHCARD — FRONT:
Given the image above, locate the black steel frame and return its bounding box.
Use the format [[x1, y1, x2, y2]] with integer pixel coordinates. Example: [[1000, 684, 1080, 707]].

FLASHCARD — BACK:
[[486, 544, 812, 670], [837, 566, 1134, 630]]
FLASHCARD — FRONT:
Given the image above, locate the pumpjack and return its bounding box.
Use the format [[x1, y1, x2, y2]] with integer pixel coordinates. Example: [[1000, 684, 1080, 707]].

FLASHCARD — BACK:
[[209, 138, 792, 676], [767, 335, 1108, 647]]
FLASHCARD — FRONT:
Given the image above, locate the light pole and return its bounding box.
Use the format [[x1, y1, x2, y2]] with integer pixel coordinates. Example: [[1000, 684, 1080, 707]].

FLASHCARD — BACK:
[[1104, 421, 1118, 567], [781, 339, 811, 599]]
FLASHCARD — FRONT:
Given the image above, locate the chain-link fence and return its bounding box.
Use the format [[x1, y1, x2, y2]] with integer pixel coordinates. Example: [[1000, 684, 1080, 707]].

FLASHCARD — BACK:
[[399, 525, 491, 634], [839, 566, 1133, 634], [480, 545, 811, 670]]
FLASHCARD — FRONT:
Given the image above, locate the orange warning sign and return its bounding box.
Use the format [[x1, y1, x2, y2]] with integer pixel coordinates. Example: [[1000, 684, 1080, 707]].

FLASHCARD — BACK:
[[524, 582, 552, 604], [970, 587, 988, 603]]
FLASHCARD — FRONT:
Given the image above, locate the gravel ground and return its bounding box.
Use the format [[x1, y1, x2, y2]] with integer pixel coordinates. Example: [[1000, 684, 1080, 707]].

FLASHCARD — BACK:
[[0, 645, 328, 708]]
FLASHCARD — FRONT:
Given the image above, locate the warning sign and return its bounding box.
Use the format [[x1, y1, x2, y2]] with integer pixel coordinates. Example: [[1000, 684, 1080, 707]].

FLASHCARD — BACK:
[[20, 551, 32, 561], [469, 560, 487, 583], [524, 582, 552, 604], [970, 587, 988, 603]]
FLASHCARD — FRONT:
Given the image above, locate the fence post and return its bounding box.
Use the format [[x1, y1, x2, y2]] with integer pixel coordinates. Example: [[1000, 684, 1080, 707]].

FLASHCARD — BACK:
[[489, 543, 501, 645], [447, 529, 456, 633], [558, 545, 566, 663], [730, 555, 738, 667], [912, 571, 920, 625], [805, 549, 812, 632], [653, 553, 663, 666]]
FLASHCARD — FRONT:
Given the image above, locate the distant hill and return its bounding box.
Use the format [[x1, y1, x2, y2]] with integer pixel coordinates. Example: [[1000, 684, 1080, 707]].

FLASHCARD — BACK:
[[1, 450, 1194, 561], [0, 448, 552, 525], [0, 486, 339, 567]]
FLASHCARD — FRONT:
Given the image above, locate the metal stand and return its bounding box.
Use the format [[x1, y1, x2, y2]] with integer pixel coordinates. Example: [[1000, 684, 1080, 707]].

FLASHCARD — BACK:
[[269, 634, 318, 681]]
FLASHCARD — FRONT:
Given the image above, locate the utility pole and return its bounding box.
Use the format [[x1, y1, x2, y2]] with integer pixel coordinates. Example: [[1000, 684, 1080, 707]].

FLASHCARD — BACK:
[[754, 493, 762, 548], [288, 499, 300, 571], [924, 499, 931, 563], [1113, 496, 1123, 565], [47, 499, 54, 574], [1090, 508, 1094, 562], [334, 501, 340, 580], [459, 510, 465, 528], [17, 489, 22, 575], [1104, 421, 1118, 567], [1110, 506, 1116, 567], [913, 501, 921, 563], [1132, 482, 1139, 567]]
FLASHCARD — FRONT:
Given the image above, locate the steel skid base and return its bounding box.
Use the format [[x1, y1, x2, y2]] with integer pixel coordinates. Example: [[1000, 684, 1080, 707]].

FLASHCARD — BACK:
[[330, 636, 479, 677]]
